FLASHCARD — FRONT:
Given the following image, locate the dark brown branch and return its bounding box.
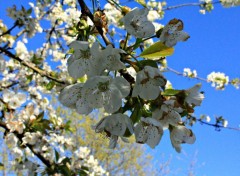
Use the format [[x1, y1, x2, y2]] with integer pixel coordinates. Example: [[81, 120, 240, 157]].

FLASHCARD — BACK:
[[77, 0, 112, 46], [0, 23, 18, 37], [0, 81, 19, 91]]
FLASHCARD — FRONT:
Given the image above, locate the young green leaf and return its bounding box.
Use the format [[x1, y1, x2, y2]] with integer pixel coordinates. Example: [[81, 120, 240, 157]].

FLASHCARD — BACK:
[[135, 0, 147, 7], [162, 89, 181, 96], [140, 41, 174, 59]]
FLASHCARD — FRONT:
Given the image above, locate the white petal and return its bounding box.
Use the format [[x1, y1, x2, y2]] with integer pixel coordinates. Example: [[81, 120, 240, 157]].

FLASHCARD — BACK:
[[109, 135, 118, 149], [166, 110, 182, 126], [16, 93, 26, 104], [141, 117, 162, 127], [134, 123, 147, 143], [135, 21, 155, 38], [146, 126, 163, 149], [58, 83, 83, 108], [104, 88, 122, 113], [94, 117, 107, 133], [2, 89, 15, 102], [69, 41, 89, 51], [139, 83, 160, 100], [76, 98, 93, 115], [68, 58, 86, 79], [120, 136, 129, 143], [132, 84, 140, 97], [87, 91, 104, 108], [105, 116, 126, 136], [121, 114, 134, 134], [112, 77, 130, 97]]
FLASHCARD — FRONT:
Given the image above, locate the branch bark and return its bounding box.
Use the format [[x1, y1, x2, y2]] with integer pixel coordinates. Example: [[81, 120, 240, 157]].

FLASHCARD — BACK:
[[77, 0, 112, 46]]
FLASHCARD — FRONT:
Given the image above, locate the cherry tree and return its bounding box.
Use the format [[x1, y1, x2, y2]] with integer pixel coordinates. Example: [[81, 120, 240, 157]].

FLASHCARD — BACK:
[[0, 0, 239, 175]]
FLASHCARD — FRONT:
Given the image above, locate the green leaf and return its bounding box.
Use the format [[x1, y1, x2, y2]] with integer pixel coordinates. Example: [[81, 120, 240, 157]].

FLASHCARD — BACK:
[[140, 41, 174, 59], [31, 119, 51, 133], [162, 89, 181, 96], [135, 0, 147, 7], [46, 81, 55, 90], [36, 111, 44, 121], [27, 8, 32, 15], [133, 38, 143, 50], [26, 74, 33, 84], [32, 55, 43, 65], [130, 103, 142, 124], [58, 165, 72, 175], [0, 163, 4, 170], [55, 149, 59, 162], [137, 60, 158, 69]]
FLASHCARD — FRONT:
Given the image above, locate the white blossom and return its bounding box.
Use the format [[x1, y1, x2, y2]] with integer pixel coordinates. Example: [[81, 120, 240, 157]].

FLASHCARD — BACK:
[[122, 8, 155, 38], [0, 55, 6, 72], [170, 125, 196, 153], [221, 0, 240, 7], [58, 83, 83, 108], [160, 18, 190, 47], [207, 71, 229, 90], [132, 66, 166, 100], [185, 83, 204, 106], [80, 76, 130, 114], [147, 10, 160, 21], [15, 41, 29, 60], [200, 115, 211, 122], [67, 41, 103, 79], [93, 113, 133, 148], [134, 117, 163, 148], [22, 132, 42, 145], [223, 119, 228, 127], [2, 90, 27, 109], [101, 44, 126, 71], [6, 120, 25, 134], [153, 99, 183, 129], [5, 133, 18, 148], [12, 147, 24, 158], [183, 68, 197, 78], [104, 3, 123, 27]]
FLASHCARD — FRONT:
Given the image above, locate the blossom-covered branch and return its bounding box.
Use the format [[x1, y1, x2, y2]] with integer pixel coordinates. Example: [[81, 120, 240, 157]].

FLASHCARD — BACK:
[[0, 47, 66, 85]]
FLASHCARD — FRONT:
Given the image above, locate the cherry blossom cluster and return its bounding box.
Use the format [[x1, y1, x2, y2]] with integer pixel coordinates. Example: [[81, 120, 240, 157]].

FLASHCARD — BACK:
[[58, 5, 204, 152], [0, 0, 239, 175]]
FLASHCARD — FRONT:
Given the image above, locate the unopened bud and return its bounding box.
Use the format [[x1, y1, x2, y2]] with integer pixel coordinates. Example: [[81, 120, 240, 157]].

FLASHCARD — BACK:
[[121, 6, 131, 15]]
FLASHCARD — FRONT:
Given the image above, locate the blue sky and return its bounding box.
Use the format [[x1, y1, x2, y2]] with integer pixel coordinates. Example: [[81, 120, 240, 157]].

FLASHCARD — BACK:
[[146, 1, 240, 176], [1, 0, 240, 175]]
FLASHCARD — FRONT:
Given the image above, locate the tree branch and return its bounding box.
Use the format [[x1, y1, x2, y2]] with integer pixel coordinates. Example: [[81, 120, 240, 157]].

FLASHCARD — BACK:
[[0, 23, 18, 37], [197, 118, 240, 131], [77, 0, 112, 46], [163, 1, 221, 11], [0, 47, 67, 85], [0, 121, 53, 168]]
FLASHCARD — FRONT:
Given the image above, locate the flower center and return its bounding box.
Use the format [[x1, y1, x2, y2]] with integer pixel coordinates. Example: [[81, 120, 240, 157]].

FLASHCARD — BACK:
[[79, 49, 91, 59], [130, 20, 140, 30], [98, 81, 110, 92]]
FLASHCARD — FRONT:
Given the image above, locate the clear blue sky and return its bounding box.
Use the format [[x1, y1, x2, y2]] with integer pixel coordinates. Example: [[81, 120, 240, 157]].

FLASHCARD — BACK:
[[1, 0, 240, 175], [146, 1, 240, 176]]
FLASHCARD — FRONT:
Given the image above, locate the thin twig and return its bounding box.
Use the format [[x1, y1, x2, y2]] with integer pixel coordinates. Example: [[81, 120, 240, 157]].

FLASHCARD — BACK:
[[196, 118, 240, 131], [166, 66, 208, 82], [163, 1, 221, 11]]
